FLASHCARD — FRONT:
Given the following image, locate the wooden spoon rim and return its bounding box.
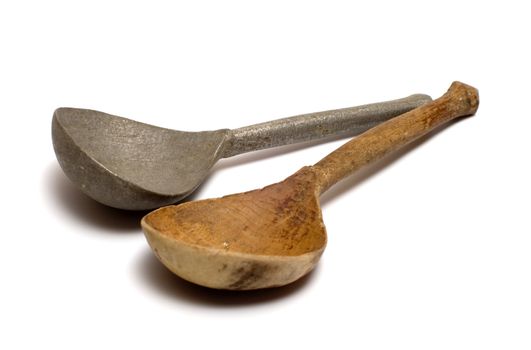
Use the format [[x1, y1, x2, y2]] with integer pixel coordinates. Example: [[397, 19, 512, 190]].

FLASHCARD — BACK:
[[141, 216, 326, 259]]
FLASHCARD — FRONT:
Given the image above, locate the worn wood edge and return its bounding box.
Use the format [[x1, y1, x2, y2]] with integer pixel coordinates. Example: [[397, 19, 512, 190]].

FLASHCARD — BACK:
[[141, 217, 325, 290]]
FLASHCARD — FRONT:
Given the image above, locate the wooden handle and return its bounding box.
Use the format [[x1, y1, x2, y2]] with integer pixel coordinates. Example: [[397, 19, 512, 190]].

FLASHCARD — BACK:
[[311, 81, 479, 194]]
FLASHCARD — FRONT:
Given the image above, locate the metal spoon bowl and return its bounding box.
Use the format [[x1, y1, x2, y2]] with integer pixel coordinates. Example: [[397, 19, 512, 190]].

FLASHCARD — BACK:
[[53, 108, 228, 210]]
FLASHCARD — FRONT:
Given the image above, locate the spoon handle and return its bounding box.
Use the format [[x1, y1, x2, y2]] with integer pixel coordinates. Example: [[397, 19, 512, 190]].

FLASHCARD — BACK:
[[311, 81, 479, 194], [221, 94, 432, 158]]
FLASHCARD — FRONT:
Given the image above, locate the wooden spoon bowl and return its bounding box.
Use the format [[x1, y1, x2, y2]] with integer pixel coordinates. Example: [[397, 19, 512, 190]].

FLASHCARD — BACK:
[[142, 82, 479, 290], [142, 167, 325, 289]]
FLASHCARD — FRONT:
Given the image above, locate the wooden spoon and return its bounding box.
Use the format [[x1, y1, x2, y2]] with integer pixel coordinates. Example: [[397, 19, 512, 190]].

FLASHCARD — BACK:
[[141, 82, 479, 290]]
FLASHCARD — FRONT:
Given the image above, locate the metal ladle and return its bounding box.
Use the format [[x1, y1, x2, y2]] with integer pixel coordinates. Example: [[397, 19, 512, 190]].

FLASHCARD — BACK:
[[52, 94, 430, 210]]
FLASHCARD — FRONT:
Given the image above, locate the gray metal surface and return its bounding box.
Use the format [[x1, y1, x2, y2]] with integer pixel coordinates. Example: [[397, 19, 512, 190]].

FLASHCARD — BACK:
[[52, 94, 431, 210], [223, 94, 431, 157]]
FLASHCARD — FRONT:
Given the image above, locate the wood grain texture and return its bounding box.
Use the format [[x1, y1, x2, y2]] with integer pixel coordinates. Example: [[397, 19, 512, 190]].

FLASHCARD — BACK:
[[143, 166, 325, 257]]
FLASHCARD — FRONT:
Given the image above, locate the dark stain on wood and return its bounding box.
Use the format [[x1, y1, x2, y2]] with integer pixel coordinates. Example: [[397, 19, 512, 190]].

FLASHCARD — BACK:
[[228, 262, 272, 290]]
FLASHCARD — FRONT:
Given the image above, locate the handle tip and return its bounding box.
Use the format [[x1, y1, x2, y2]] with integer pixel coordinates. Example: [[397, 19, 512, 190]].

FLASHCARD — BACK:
[[448, 81, 480, 116]]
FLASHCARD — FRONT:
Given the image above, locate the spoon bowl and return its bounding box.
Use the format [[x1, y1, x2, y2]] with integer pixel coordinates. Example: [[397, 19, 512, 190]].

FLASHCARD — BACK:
[[52, 108, 228, 210], [142, 167, 325, 289]]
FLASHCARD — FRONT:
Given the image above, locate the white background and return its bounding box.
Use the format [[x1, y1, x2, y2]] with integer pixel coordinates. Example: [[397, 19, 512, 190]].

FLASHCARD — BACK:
[[1, 1, 530, 349]]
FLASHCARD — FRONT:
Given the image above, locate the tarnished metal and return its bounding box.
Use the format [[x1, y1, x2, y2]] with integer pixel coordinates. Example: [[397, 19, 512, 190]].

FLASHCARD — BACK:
[[52, 94, 431, 210]]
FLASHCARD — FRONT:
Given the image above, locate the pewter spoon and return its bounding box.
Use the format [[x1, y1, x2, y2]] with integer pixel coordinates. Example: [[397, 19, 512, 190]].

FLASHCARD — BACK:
[[141, 82, 479, 290], [52, 94, 430, 210]]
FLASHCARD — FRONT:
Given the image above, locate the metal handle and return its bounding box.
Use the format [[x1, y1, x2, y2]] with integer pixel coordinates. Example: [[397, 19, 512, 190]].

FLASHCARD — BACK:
[[221, 94, 432, 158]]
